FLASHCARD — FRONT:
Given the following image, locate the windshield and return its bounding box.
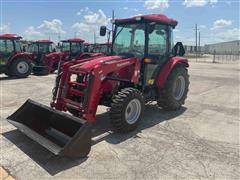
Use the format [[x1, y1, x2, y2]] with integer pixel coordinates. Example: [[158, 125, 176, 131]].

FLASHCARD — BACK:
[[112, 23, 145, 57], [62, 42, 82, 54], [112, 23, 169, 58], [28, 43, 53, 54]]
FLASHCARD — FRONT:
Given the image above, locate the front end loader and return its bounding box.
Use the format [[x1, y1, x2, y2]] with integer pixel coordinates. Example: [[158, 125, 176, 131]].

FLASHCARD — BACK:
[[7, 14, 189, 158]]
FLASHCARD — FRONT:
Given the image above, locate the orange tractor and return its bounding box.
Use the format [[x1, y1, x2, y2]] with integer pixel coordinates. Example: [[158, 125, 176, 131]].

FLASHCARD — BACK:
[[7, 14, 189, 157]]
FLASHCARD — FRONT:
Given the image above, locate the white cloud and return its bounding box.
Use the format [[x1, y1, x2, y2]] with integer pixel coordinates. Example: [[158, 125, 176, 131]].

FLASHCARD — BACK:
[[73, 9, 109, 33], [72, 22, 92, 32], [76, 7, 89, 16], [216, 28, 240, 41], [72, 9, 110, 43], [123, 7, 128, 10], [38, 19, 66, 35], [183, 0, 218, 7], [24, 26, 42, 36], [144, 0, 169, 11], [23, 26, 43, 40], [0, 24, 10, 33], [84, 9, 109, 25], [211, 19, 232, 30]]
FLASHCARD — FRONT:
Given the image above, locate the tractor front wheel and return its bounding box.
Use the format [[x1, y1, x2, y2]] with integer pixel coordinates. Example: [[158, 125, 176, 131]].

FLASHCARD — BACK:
[[110, 88, 144, 132], [9, 58, 32, 78], [157, 66, 189, 110]]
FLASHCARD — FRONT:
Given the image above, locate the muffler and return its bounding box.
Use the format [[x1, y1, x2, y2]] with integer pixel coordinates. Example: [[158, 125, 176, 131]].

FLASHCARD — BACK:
[[7, 99, 92, 158]]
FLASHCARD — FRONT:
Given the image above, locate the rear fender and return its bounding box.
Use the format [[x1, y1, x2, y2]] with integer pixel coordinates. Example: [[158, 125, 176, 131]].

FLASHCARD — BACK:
[[7, 52, 33, 66], [156, 56, 189, 88]]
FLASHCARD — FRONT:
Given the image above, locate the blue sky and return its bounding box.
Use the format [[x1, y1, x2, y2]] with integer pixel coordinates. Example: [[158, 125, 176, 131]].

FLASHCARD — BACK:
[[0, 0, 239, 45]]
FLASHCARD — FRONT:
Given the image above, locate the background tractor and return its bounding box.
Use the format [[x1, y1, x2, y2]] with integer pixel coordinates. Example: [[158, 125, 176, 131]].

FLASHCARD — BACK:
[[27, 40, 57, 75], [7, 14, 189, 158], [92, 42, 111, 54], [0, 34, 32, 78], [41, 38, 104, 74]]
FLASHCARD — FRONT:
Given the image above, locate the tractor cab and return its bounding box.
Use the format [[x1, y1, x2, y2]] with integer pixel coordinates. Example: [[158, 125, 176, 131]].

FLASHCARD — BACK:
[[60, 38, 84, 59], [28, 40, 54, 54], [0, 34, 22, 71], [100, 14, 185, 87], [83, 42, 91, 52], [93, 42, 111, 54]]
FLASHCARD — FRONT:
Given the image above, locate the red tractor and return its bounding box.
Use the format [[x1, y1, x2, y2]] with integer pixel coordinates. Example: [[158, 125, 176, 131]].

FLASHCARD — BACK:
[[93, 42, 111, 54], [27, 40, 57, 75], [42, 38, 103, 74], [0, 34, 32, 78], [7, 14, 189, 158]]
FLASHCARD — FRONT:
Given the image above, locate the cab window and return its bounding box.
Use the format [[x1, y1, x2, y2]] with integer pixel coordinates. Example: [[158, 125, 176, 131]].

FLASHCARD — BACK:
[[0, 39, 14, 53], [148, 24, 167, 56]]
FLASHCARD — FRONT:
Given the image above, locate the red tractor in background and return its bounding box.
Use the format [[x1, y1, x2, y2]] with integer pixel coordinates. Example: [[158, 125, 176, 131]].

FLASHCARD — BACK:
[[83, 42, 92, 52], [7, 14, 189, 158], [41, 38, 103, 75], [27, 39, 57, 75], [0, 34, 32, 78], [92, 42, 111, 54]]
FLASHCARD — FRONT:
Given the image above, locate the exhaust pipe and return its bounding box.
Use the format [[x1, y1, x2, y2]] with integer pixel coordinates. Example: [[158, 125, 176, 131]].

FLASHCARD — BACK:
[[7, 99, 92, 158]]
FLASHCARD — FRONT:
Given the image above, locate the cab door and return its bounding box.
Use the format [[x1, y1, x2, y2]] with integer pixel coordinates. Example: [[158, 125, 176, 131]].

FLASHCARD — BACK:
[[143, 24, 169, 87], [0, 39, 15, 65]]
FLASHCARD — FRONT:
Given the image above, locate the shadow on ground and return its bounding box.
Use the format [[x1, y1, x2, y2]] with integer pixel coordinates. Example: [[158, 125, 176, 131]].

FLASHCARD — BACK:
[[3, 104, 186, 176]]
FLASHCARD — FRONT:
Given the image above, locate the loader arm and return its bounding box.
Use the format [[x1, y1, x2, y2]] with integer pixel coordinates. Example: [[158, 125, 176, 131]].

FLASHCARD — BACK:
[[52, 56, 139, 122]]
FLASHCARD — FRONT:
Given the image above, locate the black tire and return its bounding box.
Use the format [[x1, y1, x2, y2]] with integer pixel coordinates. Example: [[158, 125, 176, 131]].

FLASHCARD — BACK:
[[9, 58, 32, 78], [32, 66, 49, 76], [110, 88, 144, 133], [157, 66, 189, 110]]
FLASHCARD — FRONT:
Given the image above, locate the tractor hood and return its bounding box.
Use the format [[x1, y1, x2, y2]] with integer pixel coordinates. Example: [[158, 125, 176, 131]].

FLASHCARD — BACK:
[[70, 55, 122, 71]]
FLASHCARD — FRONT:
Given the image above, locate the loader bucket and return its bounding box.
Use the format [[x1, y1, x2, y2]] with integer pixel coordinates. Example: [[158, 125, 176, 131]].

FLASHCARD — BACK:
[[7, 99, 92, 158]]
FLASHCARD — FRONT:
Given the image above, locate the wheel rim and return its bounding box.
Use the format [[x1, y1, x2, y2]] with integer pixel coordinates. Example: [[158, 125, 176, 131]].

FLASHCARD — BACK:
[[173, 75, 185, 101], [125, 99, 141, 124], [17, 61, 29, 74]]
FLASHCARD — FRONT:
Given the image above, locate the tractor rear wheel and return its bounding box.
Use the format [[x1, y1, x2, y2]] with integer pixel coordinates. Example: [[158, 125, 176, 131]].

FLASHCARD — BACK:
[[9, 58, 31, 78], [157, 66, 189, 110], [110, 88, 144, 132]]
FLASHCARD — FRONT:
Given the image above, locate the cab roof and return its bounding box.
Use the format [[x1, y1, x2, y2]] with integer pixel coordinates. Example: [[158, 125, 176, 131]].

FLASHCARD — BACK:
[[84, 42, 91, 46], [0, 34, 22, 39], [61, 38, 85, 43], [114, 14, 178, 27], [31, 40, 53, 43]]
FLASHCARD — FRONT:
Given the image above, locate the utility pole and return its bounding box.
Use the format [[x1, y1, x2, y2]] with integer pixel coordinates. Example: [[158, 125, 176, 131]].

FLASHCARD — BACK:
[[94, 32, 96, 44], [195, 24, 198, 60], [198, 31, 201, 55], [112, 10, 115, 41]]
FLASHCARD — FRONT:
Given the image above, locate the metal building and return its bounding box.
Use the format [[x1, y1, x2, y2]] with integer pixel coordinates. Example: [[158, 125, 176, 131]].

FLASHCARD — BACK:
[[204, 40, 240, 55]]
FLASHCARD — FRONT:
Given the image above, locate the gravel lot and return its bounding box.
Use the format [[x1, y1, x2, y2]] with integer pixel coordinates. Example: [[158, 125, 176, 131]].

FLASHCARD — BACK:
[[0, 61, 239, 179]]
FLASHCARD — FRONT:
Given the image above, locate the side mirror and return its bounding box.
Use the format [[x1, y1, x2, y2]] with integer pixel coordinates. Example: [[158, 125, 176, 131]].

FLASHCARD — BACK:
[[100, 26, 107, 36], [172, 42, 185, 57]]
